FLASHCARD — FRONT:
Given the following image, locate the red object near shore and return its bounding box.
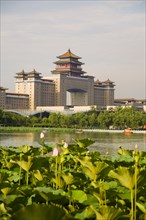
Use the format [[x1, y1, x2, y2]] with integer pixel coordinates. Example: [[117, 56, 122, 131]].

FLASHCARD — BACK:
[[123, 128, 133, 134]]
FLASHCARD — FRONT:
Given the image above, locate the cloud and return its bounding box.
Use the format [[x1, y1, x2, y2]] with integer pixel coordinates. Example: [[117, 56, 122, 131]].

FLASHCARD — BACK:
[[1, 0, 145, 99]]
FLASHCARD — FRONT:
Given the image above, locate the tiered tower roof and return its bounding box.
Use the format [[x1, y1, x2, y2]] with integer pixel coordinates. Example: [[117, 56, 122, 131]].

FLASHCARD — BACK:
[[103, 79, 115, 84], [15, 69, 42, 79], [52, 49, 86, 77], [57, 49, 81, 59], [94, 78, 115, 88]]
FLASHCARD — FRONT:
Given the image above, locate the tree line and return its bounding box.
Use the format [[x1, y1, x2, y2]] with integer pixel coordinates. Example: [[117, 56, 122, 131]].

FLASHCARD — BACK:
[[0, 107, 146, 129]]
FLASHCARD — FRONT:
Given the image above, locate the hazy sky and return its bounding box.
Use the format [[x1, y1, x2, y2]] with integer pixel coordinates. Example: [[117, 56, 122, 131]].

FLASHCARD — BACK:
[[1, 0, 145, 99]]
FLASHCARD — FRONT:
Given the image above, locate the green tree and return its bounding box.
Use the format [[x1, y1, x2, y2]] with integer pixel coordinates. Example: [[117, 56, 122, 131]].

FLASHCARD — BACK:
[[97, 111, 113, 129], [48, 113, 59, 127], [88, 113, 98, 128]]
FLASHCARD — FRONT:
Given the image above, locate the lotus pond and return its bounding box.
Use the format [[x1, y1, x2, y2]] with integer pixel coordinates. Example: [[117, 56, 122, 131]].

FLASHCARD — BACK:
[[0, 138, 146, 220]]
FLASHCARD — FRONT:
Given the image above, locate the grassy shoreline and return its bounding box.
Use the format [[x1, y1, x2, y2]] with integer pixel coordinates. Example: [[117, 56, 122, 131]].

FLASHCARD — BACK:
[[0, 126, 76, 133], [1, 126, 146, 134]]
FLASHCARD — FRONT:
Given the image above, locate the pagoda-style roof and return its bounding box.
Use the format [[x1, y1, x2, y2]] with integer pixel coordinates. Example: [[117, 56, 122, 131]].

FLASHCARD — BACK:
[[0, 86, 8, 91], [54, 59, 84, 65], [51, 69, 86, 75], [27, 69, 42, 75], [57, 49, 81, 59], [15, 69, 42, 79], [103, 79, 114, 84], [16, 70, 26, 75], [95, 79, 102, 84]]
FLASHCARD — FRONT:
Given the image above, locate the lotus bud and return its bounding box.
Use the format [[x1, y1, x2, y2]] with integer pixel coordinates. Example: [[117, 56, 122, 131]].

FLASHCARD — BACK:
[[135, 144, 138, 149], [40, 132, 45, 139], [52, 147, 59, 156], [63, 141, 68, 148]]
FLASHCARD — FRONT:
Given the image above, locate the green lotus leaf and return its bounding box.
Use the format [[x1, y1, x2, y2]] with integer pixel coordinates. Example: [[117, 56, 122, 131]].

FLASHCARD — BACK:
[[35, 187, 52, 194], [111, 154, 134, 163], [5, 160, 13, 169], [19, 145, 31, 153], [75, 206, 95, 220], [108, 167, 135, 190], [4, 195, 23, 205], [90, 205, 125, 220], [73, 138, 95, 148], [8, 172, 20, 182], [71, 190, 87, 203], [82, 194, 98, 205], [105, 180, 118, 189], [17, 156, 32, 172], [62, 173, 74, 185], [1, 187, 11, 197], [33, 170, 43, 181], [12, 204, 66, 220], [117, 148, 133, 156], [0, 203, 7, 215], [136, 202, 146, 213], [35, 187, 66, 196]]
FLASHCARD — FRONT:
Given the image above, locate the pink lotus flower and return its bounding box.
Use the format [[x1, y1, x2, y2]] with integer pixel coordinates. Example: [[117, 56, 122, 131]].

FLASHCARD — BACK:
[[52, 147, 59, 156]]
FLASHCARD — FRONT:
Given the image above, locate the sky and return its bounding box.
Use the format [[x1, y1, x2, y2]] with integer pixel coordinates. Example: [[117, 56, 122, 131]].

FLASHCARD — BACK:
[[1, 0, 145, 99]]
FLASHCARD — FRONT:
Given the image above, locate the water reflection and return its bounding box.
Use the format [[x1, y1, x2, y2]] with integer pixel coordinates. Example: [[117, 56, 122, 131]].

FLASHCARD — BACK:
[[0, 131, 146, 154]]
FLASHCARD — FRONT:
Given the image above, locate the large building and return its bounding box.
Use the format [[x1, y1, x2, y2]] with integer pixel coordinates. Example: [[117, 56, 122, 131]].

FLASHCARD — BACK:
[[0, 87, 29, 110], [5, 93, 29, 110], [1, 49, 115, 111], [47, 49, 115, 108], [94, 79, 115, 106], [49, 49, 95, 106], [15, 69, 55, 110]]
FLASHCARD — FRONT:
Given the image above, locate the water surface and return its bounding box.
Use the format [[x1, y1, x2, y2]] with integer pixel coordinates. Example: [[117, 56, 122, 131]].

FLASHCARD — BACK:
[[0, 130, 145, 154]]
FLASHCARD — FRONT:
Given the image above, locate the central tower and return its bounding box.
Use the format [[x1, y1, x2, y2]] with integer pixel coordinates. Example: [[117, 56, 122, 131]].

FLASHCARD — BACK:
[[51, 49, 94, 106], [51, 49, 86, 77]]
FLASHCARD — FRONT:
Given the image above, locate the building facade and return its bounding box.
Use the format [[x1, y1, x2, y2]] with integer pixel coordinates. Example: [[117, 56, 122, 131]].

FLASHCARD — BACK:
[[50, 49, 94, 106], [0, 87, 7, 109], [49, 49, 114, 107], [94, 79, 115, 107], [5, 93, 29, 110], [15, 69, 55, 110], [1, 49, 115, 111]]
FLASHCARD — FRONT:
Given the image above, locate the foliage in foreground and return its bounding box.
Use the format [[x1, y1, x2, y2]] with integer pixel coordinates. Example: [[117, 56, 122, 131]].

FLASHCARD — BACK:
[[0, 138, 146, 220]]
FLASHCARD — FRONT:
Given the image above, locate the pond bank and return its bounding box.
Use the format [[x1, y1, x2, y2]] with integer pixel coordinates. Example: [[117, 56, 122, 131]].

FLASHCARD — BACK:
[[0, 126, 75, 133], [82, 129, 146, 134], [1, 126, 146, 134]]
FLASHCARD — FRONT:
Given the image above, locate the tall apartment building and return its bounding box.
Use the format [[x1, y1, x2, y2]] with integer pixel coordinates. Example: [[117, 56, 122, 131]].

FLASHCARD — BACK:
[[15, 69, 55, 110]]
